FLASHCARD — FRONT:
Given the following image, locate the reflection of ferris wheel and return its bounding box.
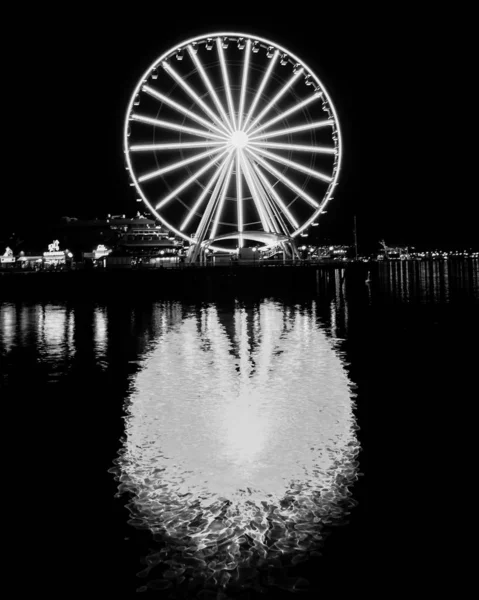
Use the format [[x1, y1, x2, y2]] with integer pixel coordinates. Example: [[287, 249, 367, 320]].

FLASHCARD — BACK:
[[124, 32, 342, 260]]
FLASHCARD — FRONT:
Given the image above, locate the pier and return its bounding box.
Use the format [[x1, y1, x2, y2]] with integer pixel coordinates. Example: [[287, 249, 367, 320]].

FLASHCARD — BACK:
[[0, 261, 368, 301]]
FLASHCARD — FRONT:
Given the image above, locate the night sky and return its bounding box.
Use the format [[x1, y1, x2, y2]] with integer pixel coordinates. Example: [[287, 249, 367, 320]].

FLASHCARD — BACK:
[[5, 9, 474, 251]]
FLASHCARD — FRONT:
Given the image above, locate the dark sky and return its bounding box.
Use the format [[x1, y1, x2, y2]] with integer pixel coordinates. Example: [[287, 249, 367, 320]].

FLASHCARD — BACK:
[[5, 9, 475, 250]]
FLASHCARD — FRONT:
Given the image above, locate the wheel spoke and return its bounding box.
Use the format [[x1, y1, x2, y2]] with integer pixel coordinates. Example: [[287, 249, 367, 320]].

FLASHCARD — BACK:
[[237, 39, 252, 131], [248, 119, 334, 141], [126, 34, 341, 245], [246, 148, 319, 208], [162, 61, 232, 136], [248, 147, 333, 183], [188, 45, 234, 133], [155, 148, 231, 210], [249, 141, 335, 154], [180, 152, 233, 231], [130, 114, 227, 141], [190, 154, 234, 258], [216, 38, 236, 131], [130, 141, 226, 152], [138, 146, 226, 183], [236, 152, 244, 248], [143, 85, 230, 138], [242, 50, 279, 132], [248, 160, 299, 229], [244, 68, 304, 135], [210, 158, 235, 239], [248, 94, 321, 137], [244, 154, 282, 233], [239, 151, 270, 232]]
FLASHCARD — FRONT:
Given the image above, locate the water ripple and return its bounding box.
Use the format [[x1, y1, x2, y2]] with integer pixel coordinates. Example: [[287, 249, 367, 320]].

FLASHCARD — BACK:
[[112, 301, 360, 594]]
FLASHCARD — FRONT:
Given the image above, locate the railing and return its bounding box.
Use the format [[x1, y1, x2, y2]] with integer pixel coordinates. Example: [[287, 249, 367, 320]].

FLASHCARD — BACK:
[[0, 258, 351, 272], [2, 257, 477, 276], [123, 258, 348, 269]]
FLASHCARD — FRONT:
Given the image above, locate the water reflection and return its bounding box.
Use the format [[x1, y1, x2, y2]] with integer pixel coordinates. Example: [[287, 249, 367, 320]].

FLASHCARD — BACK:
[[0, 303, 16, 353], [38, 304, 75, 363], [377, 259, 479, 303], [314, 268, 348, 336], [113, 301, 359, 594], [2, 263, 476, 593], [94, 307, 107, 354], [0, 303, 77, 382]]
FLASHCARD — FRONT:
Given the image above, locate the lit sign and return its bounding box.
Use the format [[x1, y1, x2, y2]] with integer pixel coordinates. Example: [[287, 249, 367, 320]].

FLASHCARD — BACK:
[[43, 252, 66, 259], [94, 244, 110, 258], [48, 240, 60, 252]]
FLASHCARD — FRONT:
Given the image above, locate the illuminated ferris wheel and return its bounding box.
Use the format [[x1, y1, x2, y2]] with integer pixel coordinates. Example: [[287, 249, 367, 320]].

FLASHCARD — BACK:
[[124, 32, 342, 261]]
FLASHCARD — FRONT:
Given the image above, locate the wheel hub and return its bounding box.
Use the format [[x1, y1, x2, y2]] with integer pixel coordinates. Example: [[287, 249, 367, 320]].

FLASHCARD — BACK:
[[230, 130, 249, 149]]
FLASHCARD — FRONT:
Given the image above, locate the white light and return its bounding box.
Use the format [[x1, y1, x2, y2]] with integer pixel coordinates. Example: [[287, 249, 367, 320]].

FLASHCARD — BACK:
[[246, 148, 319, 208], [162, 61, 231, 136], [242, 50, 279, 131], [188, 46, 234, 133], [130, 141, 226, 152], [190, 158, 233, 249], [210, 160, 234, 240], [124, 32, 343, 246], [245, 155, 282, 234], [142, 85, 229, 138], [249, 94, 321, 137], [249, 147, 333, 183], [236, 152, 243, 248], [249, 120, 334, 141], [230, 130, 249, 149], [250, 162, 299, 229], [156, 149, 231, 210], [249, 141, 335, 154], [130, 114, 227, 141], [245, 68, 304, 135], [138, 146, 225, 183], [180, 153, 232, 231], [48, 240, 60, 252], [237, 39, 251, 131], [217, 38, 236, 130], [240, 152, 270, 232]]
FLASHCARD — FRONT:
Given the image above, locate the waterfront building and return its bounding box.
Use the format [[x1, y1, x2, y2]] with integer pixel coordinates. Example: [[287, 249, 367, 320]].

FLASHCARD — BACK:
[[1, 247, 15, 269]]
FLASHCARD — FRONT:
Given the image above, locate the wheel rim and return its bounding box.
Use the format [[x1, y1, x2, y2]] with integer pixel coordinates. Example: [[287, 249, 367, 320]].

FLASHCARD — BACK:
[[124, 32, 342, 252]]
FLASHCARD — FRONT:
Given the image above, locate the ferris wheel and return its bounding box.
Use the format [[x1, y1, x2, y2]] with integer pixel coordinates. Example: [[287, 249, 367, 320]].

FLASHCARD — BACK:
[[124, 32, 342, 260]]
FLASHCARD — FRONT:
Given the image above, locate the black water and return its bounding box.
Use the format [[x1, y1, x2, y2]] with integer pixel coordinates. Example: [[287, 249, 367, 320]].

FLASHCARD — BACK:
[[1, 260, 478, 596]]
